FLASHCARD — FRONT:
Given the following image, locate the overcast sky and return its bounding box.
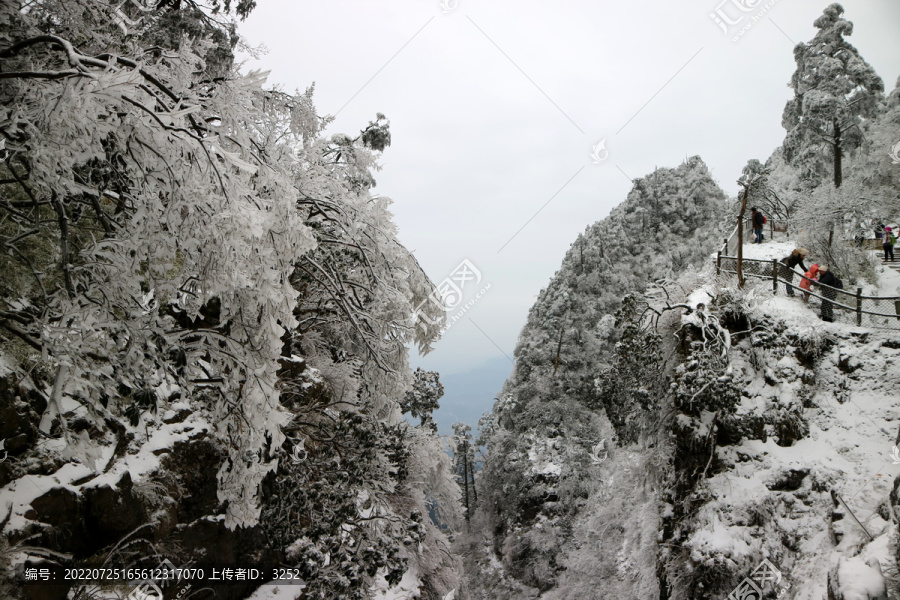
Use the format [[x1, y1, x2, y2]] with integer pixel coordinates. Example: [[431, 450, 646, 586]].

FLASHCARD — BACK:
[[237, 0, 900, 386]]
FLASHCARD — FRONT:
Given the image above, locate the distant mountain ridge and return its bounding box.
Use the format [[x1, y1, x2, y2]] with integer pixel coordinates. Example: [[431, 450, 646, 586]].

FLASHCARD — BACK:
[[432, 356, 513, 435]]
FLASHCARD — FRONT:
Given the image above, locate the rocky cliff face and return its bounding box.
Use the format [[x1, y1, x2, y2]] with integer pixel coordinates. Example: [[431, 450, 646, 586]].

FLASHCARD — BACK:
[[469, 158, 900, 599], [0, 387, 277, 600], [468, 157, 729, 598]]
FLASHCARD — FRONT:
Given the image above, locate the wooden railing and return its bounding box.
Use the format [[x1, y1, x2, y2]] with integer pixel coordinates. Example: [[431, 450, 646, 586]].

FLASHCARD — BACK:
[[716, 256, 900, 329]]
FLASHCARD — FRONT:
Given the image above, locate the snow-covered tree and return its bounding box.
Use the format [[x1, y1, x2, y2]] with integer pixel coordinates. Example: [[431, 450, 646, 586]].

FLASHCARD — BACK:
[[738, 158, 798, 231], [0, 4, 460, 597], [781, 2, 884, 189], [595, 294, 667, 444], [400, 367, 444, 431], [451, 422, 476, 520]]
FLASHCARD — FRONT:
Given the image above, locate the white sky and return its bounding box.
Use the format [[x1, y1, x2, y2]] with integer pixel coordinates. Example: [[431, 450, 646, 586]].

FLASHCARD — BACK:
[[237, 0, 900, 377]]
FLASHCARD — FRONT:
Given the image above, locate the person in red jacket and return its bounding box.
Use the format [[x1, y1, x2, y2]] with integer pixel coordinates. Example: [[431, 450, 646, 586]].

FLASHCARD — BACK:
[[799, 264, 819, 302]]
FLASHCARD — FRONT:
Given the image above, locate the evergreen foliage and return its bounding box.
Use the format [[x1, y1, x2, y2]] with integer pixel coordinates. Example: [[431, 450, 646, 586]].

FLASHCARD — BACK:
[[0, 2, 461, 597]]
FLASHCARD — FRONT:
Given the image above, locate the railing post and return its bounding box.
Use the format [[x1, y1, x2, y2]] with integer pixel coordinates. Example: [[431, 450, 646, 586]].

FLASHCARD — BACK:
[[856, 287, 862, 326], [716, 251, 721, 276], [772, 259, 778, 294]]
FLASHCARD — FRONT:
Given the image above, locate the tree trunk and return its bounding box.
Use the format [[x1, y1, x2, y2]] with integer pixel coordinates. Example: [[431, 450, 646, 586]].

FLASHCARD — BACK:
[[833, 118, 843, 189], [461, 440, 470, 520], [830, 119, 842, 247], [737, 185, 749, 288], [552, 326, 565, 376], [470, 453, 478, 505]]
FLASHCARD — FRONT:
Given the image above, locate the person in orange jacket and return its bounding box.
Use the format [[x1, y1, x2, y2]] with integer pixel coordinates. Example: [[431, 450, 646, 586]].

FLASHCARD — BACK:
[[799, 263, 819, 302]]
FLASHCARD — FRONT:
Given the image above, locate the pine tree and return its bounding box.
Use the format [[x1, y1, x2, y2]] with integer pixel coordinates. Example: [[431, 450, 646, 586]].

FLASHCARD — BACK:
[[400, 368, 444, 432], [781, 3, 884, 190], [451, 422, 476, 520]]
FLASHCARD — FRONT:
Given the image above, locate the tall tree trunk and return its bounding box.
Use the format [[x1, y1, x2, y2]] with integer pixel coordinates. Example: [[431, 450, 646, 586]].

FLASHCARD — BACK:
[[461, 440, 470, 521], [737, 185, 749, 289], [552, 326, 565, 376], [833, 118, 843, 189], [830, 119, 842, 247], [470, 452, 478, 505]]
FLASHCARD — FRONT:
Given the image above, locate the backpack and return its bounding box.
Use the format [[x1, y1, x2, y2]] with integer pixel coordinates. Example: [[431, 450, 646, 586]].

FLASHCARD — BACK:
[[888, 233, 897, 246], [763, 215, 767, 224]]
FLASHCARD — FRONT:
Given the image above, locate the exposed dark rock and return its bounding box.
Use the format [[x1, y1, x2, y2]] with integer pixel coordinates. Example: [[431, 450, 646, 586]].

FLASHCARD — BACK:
[[837, 353, 862, 374], [0, 393, 37, 452], [70, 473, 98, 486], [20, 560, 70, 600], [160, 435, 223, 522], [3, 432, 28, 456], [82, 471, 147, 556], [0, 462, 12, 488], [889, 474, 900, 517], [162, 408, 192, 424], [26, 486, 88, 556], [173, 518, 280, 600], [767, 468, 809, 491], [28, 487, 81, 527]]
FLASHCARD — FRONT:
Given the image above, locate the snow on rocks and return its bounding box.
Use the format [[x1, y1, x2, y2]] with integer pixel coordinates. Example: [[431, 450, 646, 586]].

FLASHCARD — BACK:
[[687, 288, 714, 311], [688, 264, 900, 598], [829, 556, 888, 600], [686, 511, 758, 563], [527, 437, 563, 478], [369, 567, 423, 599], [0, 407, 209, 538]]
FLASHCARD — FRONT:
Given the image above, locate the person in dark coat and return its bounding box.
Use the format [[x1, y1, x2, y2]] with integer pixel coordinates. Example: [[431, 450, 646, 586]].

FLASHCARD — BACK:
[[751, 207, 765, 244], [884, 226, 896, 262], [815, 265, 840, 322], [779, 248, 808, 296]]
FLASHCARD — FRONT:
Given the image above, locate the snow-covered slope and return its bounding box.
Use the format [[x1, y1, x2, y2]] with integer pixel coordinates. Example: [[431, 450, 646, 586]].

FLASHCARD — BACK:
[[470, 221, 900, 599], [672, 270, 900, 599]]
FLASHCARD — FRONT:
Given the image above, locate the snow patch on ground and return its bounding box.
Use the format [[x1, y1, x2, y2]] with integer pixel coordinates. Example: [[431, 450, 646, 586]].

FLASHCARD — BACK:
[[369, 567, 422, 599], [874, 256, 900, 298], [740, 240, 798, 262]]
